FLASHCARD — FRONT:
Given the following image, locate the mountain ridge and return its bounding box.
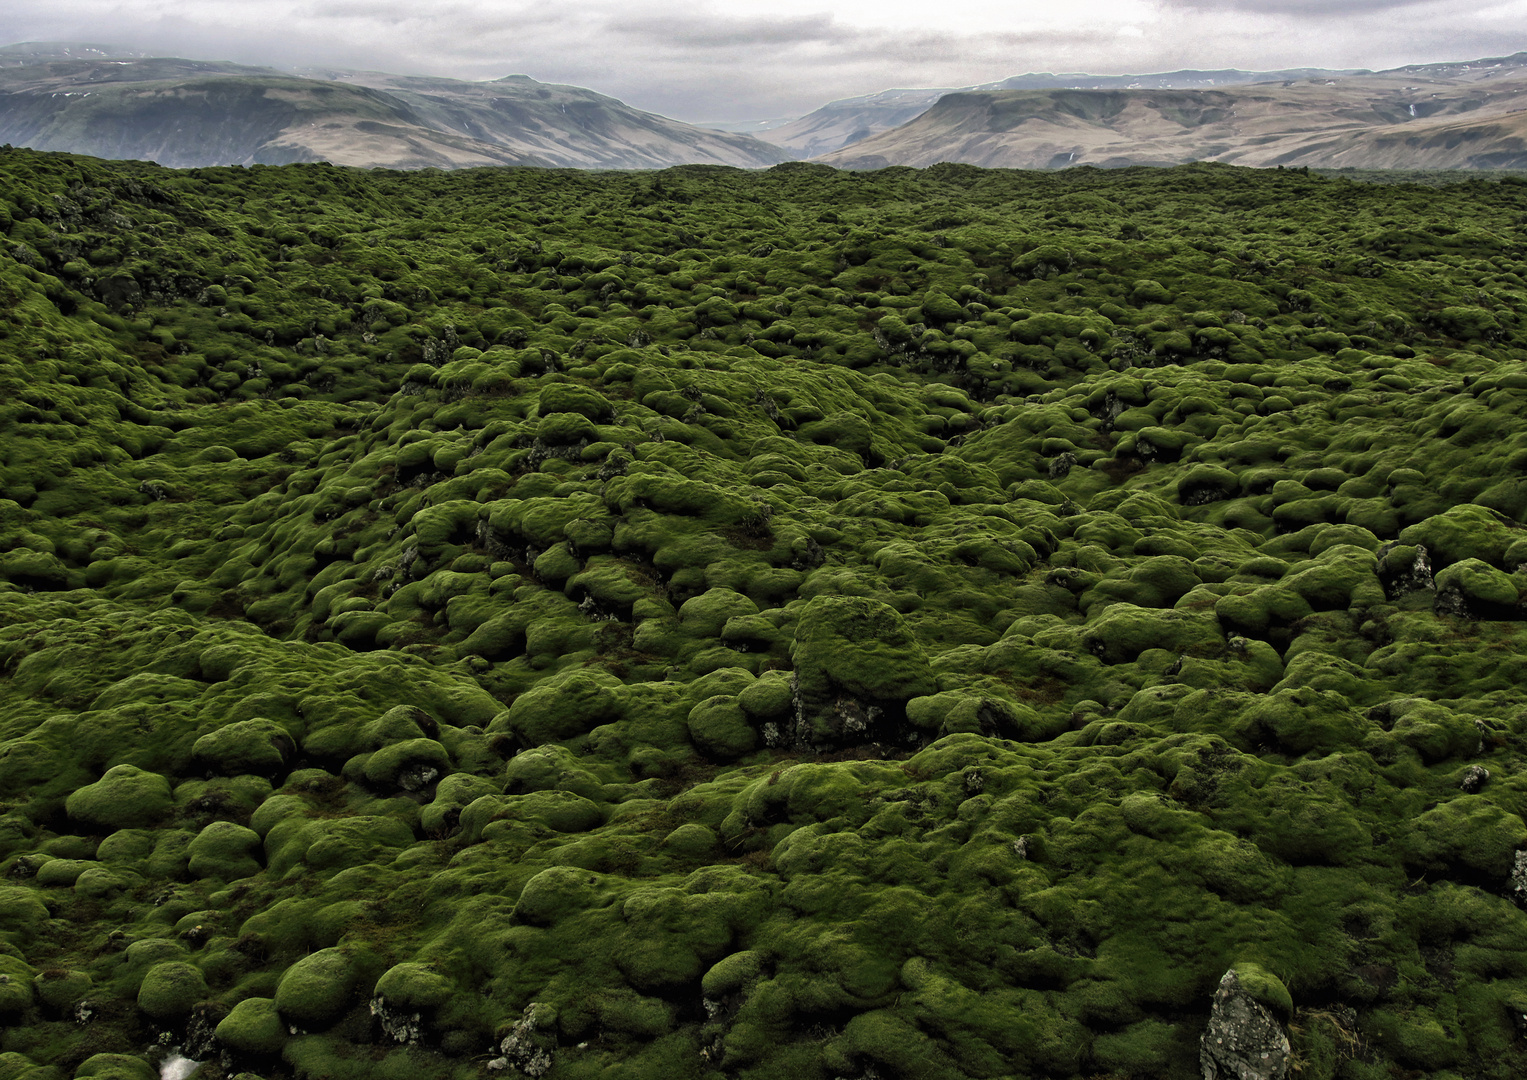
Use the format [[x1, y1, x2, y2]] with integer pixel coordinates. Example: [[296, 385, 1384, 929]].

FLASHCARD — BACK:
[[740, 66, 1374, 157], [817, 55, 1527, 171], [0, 49, 789, 170]]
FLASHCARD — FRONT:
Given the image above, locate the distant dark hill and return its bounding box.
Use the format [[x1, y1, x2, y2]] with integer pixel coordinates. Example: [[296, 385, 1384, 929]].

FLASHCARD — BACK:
[[0, 41, 153, 65], [0, 49, 790, 170], [818, 54, 1527, 170]]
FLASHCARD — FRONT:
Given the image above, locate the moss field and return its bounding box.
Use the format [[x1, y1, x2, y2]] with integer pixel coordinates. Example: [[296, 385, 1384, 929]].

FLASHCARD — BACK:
[[2, 148, 1527, 1080]]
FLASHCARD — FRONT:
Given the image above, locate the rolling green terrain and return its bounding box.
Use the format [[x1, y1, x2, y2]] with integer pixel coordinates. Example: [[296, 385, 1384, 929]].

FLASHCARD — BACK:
[[3, 147, 1527, 1080]]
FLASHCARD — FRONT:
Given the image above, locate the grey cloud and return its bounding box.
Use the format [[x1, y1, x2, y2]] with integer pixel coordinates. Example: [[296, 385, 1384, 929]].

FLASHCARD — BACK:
[[1160, 0, 1466, 16], [604, 12, 844, 49], [3, 0, 1527, 121]]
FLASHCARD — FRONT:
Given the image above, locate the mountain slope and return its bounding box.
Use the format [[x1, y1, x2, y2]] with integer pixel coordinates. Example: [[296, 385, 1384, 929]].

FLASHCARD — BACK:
[[0, 51, 789, 170], [756, 66, 1367, 158], [0, 41, 152, 66], [0, 59, 544, 168], [818, 55, 1527, 170], [302, 69, 792, 169]]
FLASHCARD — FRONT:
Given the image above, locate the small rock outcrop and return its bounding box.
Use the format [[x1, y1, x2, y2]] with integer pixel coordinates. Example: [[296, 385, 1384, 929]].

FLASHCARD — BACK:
[[779, 595, 937, 751], [1508, 851, 1527, 908], [488, 1003, 555, 1077], [1377, 542, 1434, 601], [1201, 969, 1291, 1080], [1460, 765, 1491, 793]]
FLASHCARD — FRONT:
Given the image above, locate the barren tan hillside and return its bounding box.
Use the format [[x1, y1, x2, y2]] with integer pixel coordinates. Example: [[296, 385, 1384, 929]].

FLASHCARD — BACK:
[[819, 67, 1527, 170], [0, 57, 789, 170]]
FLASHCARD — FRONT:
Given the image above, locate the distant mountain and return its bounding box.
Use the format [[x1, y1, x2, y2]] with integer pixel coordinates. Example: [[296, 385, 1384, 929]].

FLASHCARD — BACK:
[[817, 53, 1527, 171], [745, 88, 964, 160], [687, 117, 796, 136], [0, 41, 153, 65], [0, 47, 790, 170], [748, 66, 1368, 158], [975, 67, 1369, 92], [291, 69, 789, 169]]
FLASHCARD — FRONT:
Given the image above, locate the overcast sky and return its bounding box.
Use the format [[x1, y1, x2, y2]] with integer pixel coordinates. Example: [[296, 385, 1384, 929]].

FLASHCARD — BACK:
[[6, 0, 1527, 120]]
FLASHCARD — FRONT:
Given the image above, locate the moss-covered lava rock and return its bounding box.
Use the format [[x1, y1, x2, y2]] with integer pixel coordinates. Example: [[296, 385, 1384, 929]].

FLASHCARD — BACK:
[[1, 147, 1527, 1079]]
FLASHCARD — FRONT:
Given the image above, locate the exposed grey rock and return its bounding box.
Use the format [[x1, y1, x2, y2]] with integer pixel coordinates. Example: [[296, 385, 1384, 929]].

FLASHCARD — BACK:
[[1049, 451, 1077, 479], [182, 1003, 223, 1059], [487, 1002, 555, 1076], [1201, 969, 1290, 1080], [1460, 765, 1490, 793], [1508, 851, 1527, 908], [1434, 583, 1470, 618], [372, 995, 424, 1044], [1377, 541, 1435, 600]]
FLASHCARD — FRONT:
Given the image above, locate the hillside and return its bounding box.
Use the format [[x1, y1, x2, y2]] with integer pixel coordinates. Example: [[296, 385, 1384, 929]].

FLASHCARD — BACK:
[[0, 53, 789, 170], [755, 67, 1366, 159], [302, 70, 792, 170], [0, 41, 153, 66], [3, 149, 1527, 1079], [820, 53, 1527, 170]]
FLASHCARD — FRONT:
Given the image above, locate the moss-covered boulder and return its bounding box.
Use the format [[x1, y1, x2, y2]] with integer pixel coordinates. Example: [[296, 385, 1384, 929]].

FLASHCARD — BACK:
[[192, 718, 294, 777], [215, 996, 286, 1055], [186, 821, 263, 880], [1229, 961, 1293, 1021], [65, 765, 173, 830], [136, 961, 207, 1019], [0, 958, 34, 1016], [72, 1055, 157, 1080], [514, 866, 606, 926], [1434, 557, 1520, 616], [788, 596, 937, 749], [33, 968, 91, 1012], [492, 668, 625, 745], [359, 737, 452, 791], [686, 695, 757, 760], [373, 962, 453, 1013], [274, 947, 364, 1030]]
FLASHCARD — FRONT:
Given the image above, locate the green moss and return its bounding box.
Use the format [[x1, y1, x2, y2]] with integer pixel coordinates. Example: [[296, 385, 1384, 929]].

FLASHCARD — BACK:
[[686, 695, 757, 759], [361, 738, 452, 791], [64, 765, 173, 830], [513, 866, 607, 926], [136, 960, 207, 1019], [192, 717, 294, 776], [274, 947, 365, 1029], [71, 1056, 156, 1080], [0, 887, 50, 941], [492, 668, 625, 745], [1435, 558, 1519, 607], [374, 962, 453, 1011], [33, 859, 93, 887], [0, 961, 33, 1016], [3, 150, 1527, 1080], [32, 969, 91, 1012], [1403, 799, 1527, 877], [790, 595, 936, 747], [186, 820, 263, 880], [215, 996, 286, 1055], [1231, 961, 1294, 1020]]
